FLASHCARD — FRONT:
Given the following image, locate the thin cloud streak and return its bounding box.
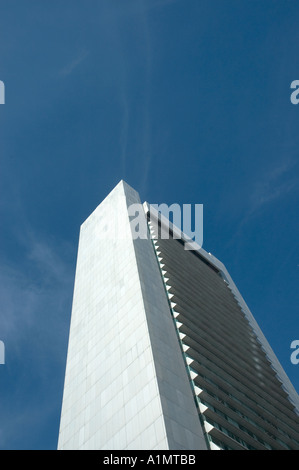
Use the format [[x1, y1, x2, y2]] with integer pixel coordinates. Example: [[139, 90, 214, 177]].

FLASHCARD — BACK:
[[0, 236, 73, 351], [248, 158, 298, 214], [59, 49, 89, 77], [110, 0, 153, 189], [119, 91, 130, 177], [0, 204, 75, 360], [223, 158, 299, 250], [0, 226, 74, 449], [138, 0, 153, 194]]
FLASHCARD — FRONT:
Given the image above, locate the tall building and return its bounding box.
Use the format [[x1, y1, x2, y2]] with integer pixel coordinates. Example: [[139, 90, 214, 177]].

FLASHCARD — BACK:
[[58, 180, 299, 450]]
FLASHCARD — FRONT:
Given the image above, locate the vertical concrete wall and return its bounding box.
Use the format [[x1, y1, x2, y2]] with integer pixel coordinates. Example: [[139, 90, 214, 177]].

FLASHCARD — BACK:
[[58, 181, 206, 450], [124, 183, 207, 450]]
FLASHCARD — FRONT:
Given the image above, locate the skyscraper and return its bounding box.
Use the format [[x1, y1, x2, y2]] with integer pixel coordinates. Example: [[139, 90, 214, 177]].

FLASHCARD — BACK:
[[58, 180, 299, 450]]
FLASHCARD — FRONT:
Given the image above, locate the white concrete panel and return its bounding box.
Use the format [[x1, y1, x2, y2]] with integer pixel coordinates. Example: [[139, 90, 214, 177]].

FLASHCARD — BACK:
[[58, 180, 207, 450], [58, 181, 166, 449]]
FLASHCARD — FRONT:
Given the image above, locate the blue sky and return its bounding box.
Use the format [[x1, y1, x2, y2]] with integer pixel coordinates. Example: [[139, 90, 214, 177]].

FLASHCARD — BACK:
[[0, 0, 299, 449]]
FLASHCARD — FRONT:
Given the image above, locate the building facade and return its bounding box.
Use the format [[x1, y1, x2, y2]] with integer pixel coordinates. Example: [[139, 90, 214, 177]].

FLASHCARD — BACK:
[[58, 180, 299, 450]]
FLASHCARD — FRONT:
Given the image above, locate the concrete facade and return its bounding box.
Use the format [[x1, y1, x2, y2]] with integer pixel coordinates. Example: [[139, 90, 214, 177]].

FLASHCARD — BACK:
[[58, 181, 207, 450], [58, 180, 299, 450], [145, 207, 299, 450]]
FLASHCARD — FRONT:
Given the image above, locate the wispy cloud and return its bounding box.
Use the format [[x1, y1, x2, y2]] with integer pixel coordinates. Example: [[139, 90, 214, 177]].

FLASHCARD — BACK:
[[224, 158, 299, 250], [59, 49, 89, 77], [249, 158, 298, 213], [119, 90, 130, 176], [0, 219, 75, 448], [107, 1, 153, 189], [0, 231, 74, 356], [139, 0, 153, 194]]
